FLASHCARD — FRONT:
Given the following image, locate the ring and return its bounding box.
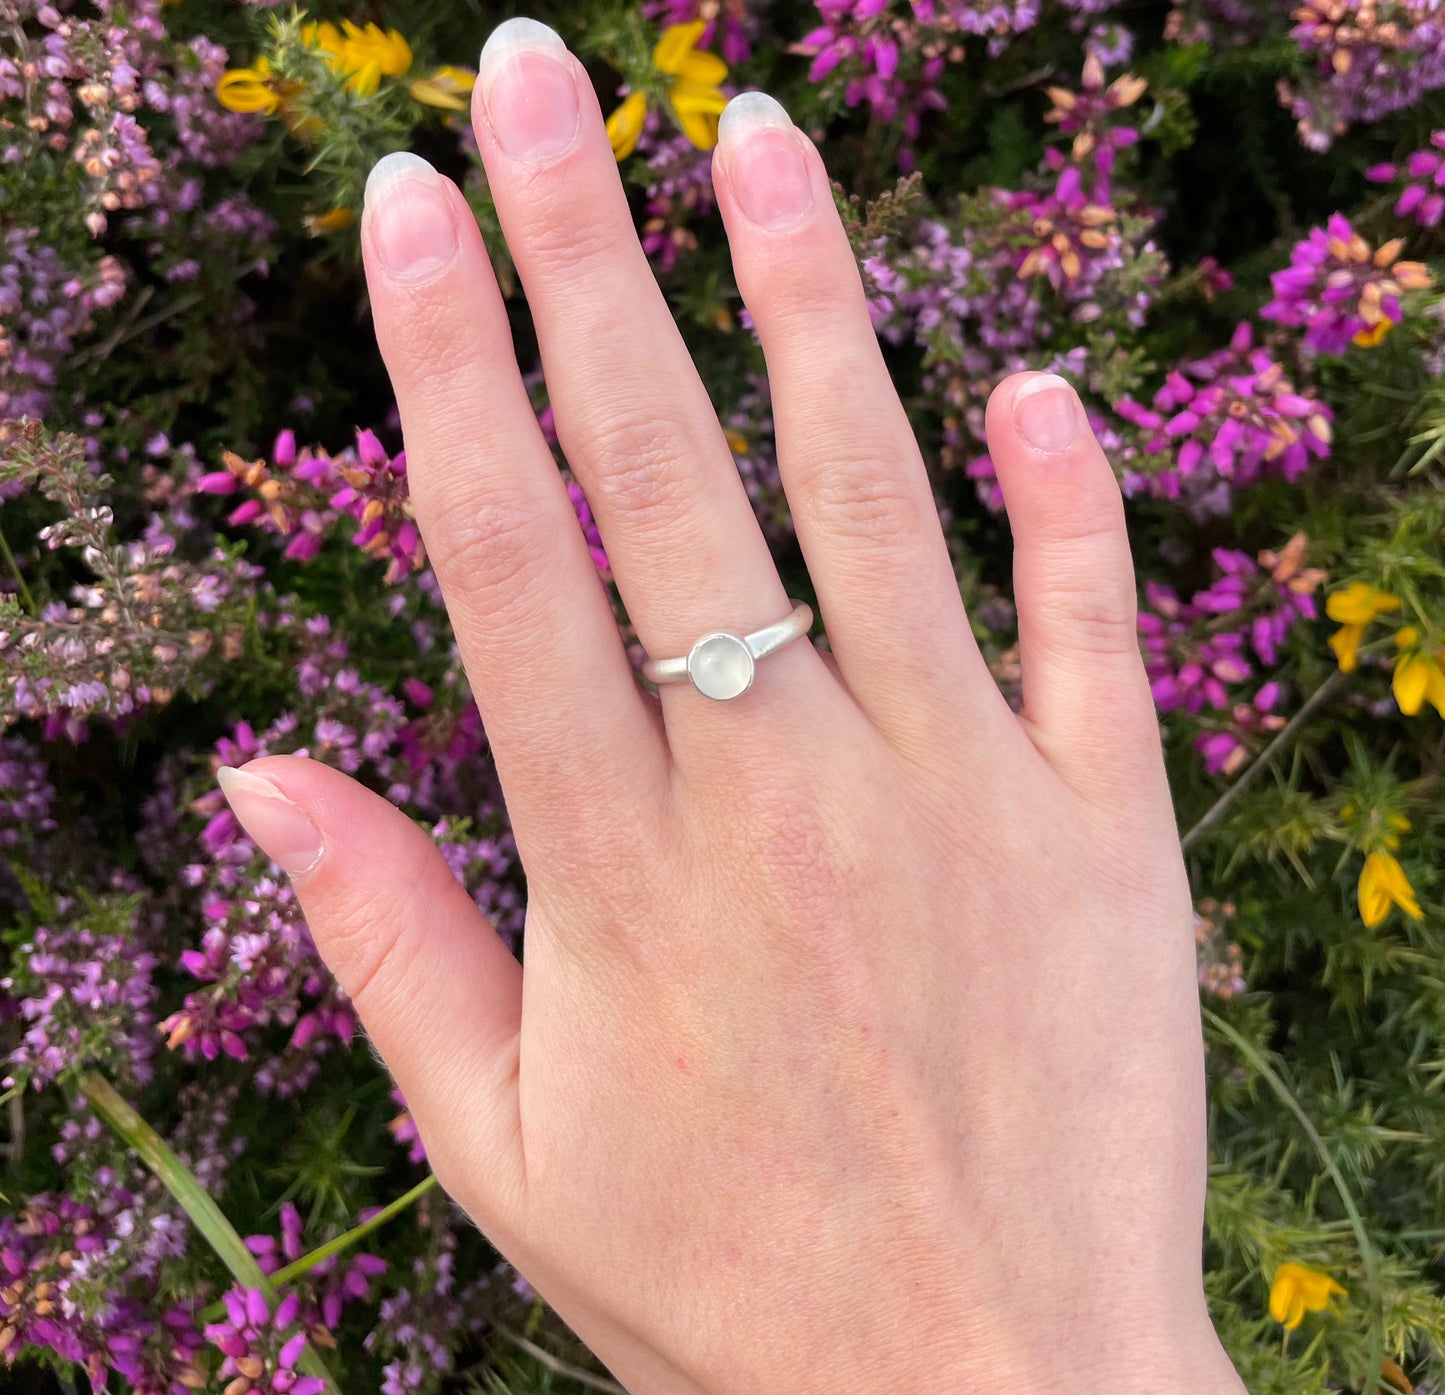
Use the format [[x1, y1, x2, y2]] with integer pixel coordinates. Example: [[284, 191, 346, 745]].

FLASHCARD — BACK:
[[641, 600, 814, 701]]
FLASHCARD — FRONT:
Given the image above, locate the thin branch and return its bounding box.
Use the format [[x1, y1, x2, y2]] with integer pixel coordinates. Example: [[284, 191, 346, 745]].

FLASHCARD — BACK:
[[74, 285, 154, 368], [271, 1173, 438, 1287], [71, 261, 268, 367], [1181, 670, 1348, 855], [0, 522, 35, 615], [4, 1090, 22, 1171], [491, 1325, 627, 1395]]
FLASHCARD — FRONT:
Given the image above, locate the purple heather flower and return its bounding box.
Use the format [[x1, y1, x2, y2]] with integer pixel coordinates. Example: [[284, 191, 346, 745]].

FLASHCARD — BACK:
[[364, 1220, 464, 1395], [1085, 20, 1135, 66], [567, 478, 611, 576], [1283, 0, 1445, 147], [3, 911, 158, 1091], [1002, 165, 1131, 291], [0, 0, 269, 417], [1137, 536, 1325, 773], [0, 734, 56, 851], [645, 0, 755, 63], [205, 1287, 325, 1395], [1262, 212, 1432, 354], [793, 1, 952, 168], [634, 108, 718, 273], [1114, 323, 1333, 513], [389, 1089, 428, 1164], [1043, 55, 1146, 182], [1367, 131, 1445, 227], [0, 1190, 207, 1391], [245, 1203, 386, 1331]]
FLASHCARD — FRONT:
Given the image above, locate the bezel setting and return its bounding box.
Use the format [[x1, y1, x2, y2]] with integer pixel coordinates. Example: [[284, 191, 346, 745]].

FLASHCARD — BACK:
[[686, 631, 756, 701]]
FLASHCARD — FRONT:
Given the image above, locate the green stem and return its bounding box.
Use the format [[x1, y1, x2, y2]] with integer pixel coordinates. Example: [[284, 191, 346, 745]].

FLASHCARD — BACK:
[[272, 1173, 438, 1286], [490, 1325, 627, 1394], [198, 1172, 439, 1322], [1181, 671, 1348, 855], [79, 1072, 342, 1395], [1202, 1012, 1384, 1395], [0, 521, 35, 615]]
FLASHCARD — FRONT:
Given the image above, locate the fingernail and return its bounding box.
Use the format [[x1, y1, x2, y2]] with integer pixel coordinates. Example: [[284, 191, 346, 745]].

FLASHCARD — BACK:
[[217, 766, 324, 877], [364, 152, 459, 280], [718, 92, 813, 228], [478, 17, 580, 162], [1013, 374, 1080, 453]]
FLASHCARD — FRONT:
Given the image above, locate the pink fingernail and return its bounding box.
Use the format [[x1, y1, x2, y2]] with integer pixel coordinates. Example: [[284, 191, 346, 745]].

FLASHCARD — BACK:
[[718, 92, 813, 228], [217, 766, 324, 877], [1013, 374, 1080, 453], [364, 152, 459, 280], [479, 18, 580, 162]]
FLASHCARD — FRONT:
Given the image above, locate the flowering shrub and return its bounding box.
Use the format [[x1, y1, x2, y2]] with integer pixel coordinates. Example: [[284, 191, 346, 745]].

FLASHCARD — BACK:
[[3, 1, 1445, 1392]]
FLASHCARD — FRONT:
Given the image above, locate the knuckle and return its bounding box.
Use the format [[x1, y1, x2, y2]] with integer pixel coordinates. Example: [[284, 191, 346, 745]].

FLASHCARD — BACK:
[[1028, 525, 1139, 658], [315, 864, 430, 1015], [804, 454, 930, 551], [514, 186, 629, 283], [1037, 578, 1140, 657], [420, 483, 551, 624], [581, 409, 701, 531], [1030, 479, 1127, 553], [754, 232, 866, 325]]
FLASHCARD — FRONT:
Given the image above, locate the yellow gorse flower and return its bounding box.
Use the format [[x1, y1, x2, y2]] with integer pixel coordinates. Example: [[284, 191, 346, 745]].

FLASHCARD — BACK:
[[607, 91, 649, 161], [409, 64, 477, 111], [304, 20, 413, 97], [1269, 1262, 1347, 1330], [218, 20, 415, 115], [1325, 582, 1400, 673], [606, 20, 728, 161], [1358, 849, 1424, 927], [216, 57, 284, 115], [1392, 626, 1445, 718]]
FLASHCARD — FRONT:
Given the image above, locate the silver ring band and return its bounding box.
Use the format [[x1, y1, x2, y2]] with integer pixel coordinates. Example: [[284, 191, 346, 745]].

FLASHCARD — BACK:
[[641, 600, 814, 701]]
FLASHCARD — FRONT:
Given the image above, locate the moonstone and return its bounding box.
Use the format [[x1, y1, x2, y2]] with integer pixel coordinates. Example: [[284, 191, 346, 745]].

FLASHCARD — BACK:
[[687, 632, 755, 701]]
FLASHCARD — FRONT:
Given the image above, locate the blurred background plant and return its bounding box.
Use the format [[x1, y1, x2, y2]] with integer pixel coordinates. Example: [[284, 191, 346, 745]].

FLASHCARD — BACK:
[[2, 0, 1444, 1392]]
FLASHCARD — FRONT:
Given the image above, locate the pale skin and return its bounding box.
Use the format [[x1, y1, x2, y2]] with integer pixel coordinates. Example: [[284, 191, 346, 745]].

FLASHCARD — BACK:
[[216, 18, 1250, 1395]]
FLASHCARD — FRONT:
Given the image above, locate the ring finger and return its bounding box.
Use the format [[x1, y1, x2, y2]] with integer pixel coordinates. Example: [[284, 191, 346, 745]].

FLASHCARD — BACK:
[[471, 19, 835, 749]]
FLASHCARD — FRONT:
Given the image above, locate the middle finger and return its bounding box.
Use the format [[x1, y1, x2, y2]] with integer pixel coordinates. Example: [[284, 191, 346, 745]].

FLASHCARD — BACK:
[[471, 20, 830, 734]]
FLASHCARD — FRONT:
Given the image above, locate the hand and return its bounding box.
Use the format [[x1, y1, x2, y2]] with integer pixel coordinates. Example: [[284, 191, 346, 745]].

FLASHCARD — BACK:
[[217, 19, 1246, 1395]]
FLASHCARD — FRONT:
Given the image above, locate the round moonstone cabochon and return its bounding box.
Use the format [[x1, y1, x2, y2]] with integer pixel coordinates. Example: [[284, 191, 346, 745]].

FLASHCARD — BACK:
[[687, 632, 755, 701]]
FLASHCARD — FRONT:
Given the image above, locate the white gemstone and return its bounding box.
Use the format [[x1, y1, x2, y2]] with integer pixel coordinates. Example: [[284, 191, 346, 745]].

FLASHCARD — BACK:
[[687, 632, 755, 701]]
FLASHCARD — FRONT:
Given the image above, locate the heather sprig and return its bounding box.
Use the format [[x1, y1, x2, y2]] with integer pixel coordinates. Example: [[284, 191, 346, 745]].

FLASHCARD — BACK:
[[204, 1286, 327, 1395], [1262, 212, 1432, 354], [1042, 54, 1148, 183], [1112, 322, 1334, 514], [1139, 535, 1328, 774], [3, 892, 160, 1091], [0, 421, 259, 736], [1283, 0, 1445, 148]]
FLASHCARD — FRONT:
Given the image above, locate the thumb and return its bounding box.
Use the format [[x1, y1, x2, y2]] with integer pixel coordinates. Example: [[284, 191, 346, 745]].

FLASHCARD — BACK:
[[217, 755, 525, 1221], [984, 372, 1164, 803]]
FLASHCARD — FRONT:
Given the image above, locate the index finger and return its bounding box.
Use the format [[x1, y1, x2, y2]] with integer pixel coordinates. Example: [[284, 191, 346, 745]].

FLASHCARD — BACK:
[[361, 152, 669, 856]]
